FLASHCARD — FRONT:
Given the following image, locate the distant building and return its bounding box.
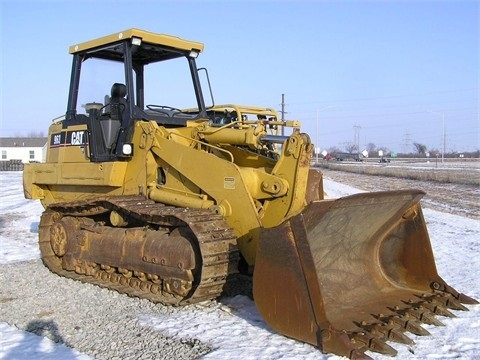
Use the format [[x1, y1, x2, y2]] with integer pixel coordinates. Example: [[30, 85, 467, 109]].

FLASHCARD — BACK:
[[0, 137, 47, 170]]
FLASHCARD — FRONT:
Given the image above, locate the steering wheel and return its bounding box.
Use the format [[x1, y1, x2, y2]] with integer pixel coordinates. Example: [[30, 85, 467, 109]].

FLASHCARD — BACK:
[[146, 105, 183, 115]]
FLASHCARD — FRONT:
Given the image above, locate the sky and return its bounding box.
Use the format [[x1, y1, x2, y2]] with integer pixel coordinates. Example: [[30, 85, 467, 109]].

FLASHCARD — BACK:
[[0, 0, 478, 153], [1, 171, 479, 359]]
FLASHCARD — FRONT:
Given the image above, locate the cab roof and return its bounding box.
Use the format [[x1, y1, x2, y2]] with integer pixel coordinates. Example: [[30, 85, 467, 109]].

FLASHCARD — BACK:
[[69, 28, 204, 64]]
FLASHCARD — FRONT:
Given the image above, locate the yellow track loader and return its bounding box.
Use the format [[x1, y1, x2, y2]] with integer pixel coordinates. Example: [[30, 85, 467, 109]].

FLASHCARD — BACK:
[[23, 29, 477, 359]]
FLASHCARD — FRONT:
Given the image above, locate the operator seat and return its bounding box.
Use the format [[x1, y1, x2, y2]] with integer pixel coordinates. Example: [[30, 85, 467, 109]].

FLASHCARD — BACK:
[[100, 83, 126, 150], [110, 83, 127, 121]]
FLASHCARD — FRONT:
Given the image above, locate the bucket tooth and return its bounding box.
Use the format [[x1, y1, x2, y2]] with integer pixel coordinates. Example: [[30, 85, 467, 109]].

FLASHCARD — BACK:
[[443, 295, 469, 311], [456, 292, 479, 305], [369, 339, 398, 357], [441, 283, 479, 305], [428, 293, 469, 311], [387, 327, 415, 345], [410, 297, 456, 318], [390, 306, 445, 327], [349, 349, 374, 360], [352, 333, 397, 356], [403, 319, 430, 336], [356, 322, 414, 345], [411, 309, 445, 326], [319, 328, 373, 360], [375, 314, 430, 336], [427, 302, 456, 318]]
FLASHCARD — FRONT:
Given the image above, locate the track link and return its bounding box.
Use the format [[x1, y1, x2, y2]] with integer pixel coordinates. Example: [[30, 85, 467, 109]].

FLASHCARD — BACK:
[[39, 195, 239, 305]]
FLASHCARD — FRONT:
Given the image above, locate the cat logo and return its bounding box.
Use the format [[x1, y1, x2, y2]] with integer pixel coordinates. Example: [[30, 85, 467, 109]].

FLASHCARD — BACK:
[[71, 131, 85, 145]]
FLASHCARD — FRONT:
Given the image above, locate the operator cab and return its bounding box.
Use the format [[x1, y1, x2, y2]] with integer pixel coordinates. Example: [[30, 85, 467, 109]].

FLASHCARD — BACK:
[[64, 29, 210, 162]]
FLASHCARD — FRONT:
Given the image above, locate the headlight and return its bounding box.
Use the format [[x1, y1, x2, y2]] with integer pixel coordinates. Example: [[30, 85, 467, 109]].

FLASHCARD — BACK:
[[189, 50, 199, 58], [122, 143, 133, 156], [131, 37, 142, 46]]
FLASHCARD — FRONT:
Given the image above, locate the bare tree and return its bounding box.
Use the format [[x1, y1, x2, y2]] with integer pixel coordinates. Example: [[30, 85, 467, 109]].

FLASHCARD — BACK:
[[366, 142, 376, 152], [27, 131, 45, 138], [413, 142, 427, 155], [344, 142, 357, 154], [328, 146, 341, 154]]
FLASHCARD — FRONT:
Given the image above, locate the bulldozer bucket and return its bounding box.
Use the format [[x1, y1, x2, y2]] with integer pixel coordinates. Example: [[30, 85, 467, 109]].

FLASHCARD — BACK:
[[253, 190, 477, 359]]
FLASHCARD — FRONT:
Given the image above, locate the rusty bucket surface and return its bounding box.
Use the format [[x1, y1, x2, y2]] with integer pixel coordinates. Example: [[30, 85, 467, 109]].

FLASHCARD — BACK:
[[253, 190, 477, 359]]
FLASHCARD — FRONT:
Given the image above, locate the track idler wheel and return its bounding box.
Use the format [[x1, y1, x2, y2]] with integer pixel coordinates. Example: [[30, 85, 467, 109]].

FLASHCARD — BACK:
[[49, 217, 79, 257]]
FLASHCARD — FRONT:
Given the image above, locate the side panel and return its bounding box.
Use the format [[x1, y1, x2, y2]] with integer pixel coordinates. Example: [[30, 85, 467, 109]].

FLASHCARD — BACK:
[[24, 162, 128, 186], [46, 123, 90, 164], [24, 120, 153, 208], [23, 162, 129, 207]]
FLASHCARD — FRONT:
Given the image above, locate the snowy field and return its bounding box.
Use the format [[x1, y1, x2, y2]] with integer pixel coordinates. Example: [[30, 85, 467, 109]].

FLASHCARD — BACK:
[[0, 171, 479, 359]]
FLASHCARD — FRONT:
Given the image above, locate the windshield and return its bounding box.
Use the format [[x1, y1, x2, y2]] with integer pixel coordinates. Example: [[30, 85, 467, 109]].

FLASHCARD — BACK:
[[143, 57, 198, 110], [76, 58, 124, 115], [75, 55, 200, 116]]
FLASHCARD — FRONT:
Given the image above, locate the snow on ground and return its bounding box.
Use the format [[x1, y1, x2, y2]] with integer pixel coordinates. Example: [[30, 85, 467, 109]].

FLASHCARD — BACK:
[[0, 172, 479, 359], [0, 173, 43, 264], [0, 323, 91, 360]]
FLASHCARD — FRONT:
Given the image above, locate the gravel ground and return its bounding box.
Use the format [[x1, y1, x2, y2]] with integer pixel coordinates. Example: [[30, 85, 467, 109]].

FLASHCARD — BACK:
[[0, 259, 214, 359]]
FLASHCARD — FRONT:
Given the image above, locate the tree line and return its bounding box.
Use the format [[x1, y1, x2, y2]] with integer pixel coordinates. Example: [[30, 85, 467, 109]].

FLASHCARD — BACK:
[[326, 142, 479, 159]]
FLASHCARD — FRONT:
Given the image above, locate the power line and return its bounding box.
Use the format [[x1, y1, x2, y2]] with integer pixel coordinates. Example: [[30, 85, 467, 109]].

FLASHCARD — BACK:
[[279, 88, 476, 106]]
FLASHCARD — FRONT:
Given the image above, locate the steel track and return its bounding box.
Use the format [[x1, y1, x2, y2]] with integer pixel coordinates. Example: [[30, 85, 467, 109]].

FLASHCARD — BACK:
[[38, 195, 239, 305]]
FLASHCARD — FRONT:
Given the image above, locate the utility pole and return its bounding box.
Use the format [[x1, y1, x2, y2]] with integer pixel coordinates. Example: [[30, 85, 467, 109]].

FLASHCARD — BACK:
[[353, 125, 361, 153], [402, 130, 412, 154], [428, 110, 446, 164], [280, 94, 287, 136]]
